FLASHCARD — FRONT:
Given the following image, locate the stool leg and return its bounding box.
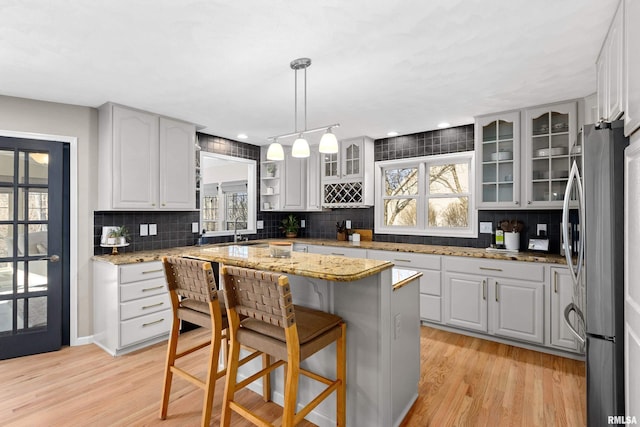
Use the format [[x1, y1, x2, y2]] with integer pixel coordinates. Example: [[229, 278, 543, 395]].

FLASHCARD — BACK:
[[262, 354, 271, 402], [201, 326, 222, 427], [337, 322, 347, 427], [221, 335, 241, 427], [160, 316, 180, 419], [282, 358, 300, 427]]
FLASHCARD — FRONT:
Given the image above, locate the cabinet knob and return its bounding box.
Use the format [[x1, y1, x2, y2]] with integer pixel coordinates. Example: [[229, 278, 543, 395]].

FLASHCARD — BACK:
[[162, 203, 166, 206], [514, 201, 519, 205], [527, 201, 532, 205], [152, 203, 156, 207]]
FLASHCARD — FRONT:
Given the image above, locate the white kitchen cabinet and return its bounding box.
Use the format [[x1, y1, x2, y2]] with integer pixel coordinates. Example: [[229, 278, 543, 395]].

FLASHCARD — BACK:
[[260, 146, 322, 212], [597, 0, 624, 123], [321, 136, 375, 207], [475, 111, 521, 208], [367, 249, 442, 323], [307, 244, 366, 258], [158, 117, 197, 209], [625, 0, 640, 136], [98, 103, 196, 210], [93, 261, 172, 356], [443, 272, 488, 332], [550, 267, 580, 351], [282, 147, 306, 210], [490, 278, 544, 344], [523, 101, 578, 208], [443, 257, 546, 345]]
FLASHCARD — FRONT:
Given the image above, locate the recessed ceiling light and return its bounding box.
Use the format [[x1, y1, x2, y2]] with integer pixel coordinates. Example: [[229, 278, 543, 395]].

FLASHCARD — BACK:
[[387, 131, 398, 137], [437, 122, 450, 128], [237, 133, 248, 139]]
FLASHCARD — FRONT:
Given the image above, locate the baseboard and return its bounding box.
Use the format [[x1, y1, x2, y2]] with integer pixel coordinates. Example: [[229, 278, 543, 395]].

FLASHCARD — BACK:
[[71, 335, 93, 346], [394, 393, 418, 427]]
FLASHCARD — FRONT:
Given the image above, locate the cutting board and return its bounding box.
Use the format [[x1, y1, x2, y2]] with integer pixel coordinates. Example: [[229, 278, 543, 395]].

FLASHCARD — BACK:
[[353, 229, 373, 241]]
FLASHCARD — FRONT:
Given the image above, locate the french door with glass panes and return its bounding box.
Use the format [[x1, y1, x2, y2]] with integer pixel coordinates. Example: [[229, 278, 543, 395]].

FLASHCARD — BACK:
[[0, 137, 64, 359]]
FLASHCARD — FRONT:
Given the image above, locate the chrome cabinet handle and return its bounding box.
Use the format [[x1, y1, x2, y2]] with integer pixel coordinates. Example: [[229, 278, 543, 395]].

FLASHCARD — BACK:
[[482, 280, 486, 300], [554, 271, 558, 293], [142, 285, 164, 292], [331, 252, 345, 256], [393, 259, 411, 263], [142, 269, 163, 274], [142, 318, 165, 327], [142, 302, 164, 310], [480, 266, 502, 272], [495, 281, 499, 302]]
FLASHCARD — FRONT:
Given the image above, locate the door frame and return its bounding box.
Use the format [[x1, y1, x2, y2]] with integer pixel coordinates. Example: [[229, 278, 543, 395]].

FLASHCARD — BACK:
[[0, 130, 79, 345]]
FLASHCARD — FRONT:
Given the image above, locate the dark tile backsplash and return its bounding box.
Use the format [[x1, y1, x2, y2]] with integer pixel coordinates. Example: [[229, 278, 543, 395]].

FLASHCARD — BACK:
[[95, 125, 570, 255]]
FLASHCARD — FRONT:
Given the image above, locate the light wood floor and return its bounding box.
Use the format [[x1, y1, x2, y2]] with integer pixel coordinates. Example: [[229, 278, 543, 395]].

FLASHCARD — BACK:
[[0, 326, 585, 426]]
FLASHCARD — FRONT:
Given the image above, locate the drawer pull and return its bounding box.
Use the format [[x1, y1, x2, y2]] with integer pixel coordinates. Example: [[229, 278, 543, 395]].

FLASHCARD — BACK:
[[495, 281, 499, 302], [142, 269, 163, 274], [479, 266, 503, 272], [142, 318, 165, 327], [553, 271, 558, 293], [142, 285, 165, 292], [393, 259, 412, 263], [482, 280, 486, 300], [142, 302, 164, 310], [331, 253, 345, 256]]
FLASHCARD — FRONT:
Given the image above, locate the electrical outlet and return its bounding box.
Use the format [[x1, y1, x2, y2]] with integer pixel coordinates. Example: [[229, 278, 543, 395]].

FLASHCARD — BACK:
[[480, 222, 493, 234], [301, 219, 306, 228], [345, 220, 352, 229], [537, 224, 547, 236], [149, 224, 157, 236], [257, 220, 264, 230], [139, 224, 148, 237], [394, 314, 401, 340], [191, 222, 199, 233]]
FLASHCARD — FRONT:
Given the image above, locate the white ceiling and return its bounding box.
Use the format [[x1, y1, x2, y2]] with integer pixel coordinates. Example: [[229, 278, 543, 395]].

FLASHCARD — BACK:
[[0, 0, 618, 145]]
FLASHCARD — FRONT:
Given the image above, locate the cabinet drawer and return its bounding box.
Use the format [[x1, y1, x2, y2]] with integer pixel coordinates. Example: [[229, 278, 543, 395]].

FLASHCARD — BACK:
[[420, 270, 441, 296], [420, 294, 441, 322], [120, 293, 171, 321], [367, 249, 441, 270], [120, 309, 172, 347], [443, 257, 544, 282], [120, 261, 165, 284], [120, 277, 167, 302]]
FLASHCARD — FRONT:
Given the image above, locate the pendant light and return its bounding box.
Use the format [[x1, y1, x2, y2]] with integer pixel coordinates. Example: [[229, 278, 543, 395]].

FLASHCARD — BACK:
[[266, 58, 340, 160], [318, 127, 339, 154]]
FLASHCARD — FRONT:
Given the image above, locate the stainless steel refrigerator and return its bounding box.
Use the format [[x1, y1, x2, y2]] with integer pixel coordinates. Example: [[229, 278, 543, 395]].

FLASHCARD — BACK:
[[562, 120, 627, 426]]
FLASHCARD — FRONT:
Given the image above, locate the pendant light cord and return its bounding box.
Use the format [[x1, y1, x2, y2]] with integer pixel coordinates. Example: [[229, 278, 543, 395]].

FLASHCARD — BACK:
[[304, 67, 307, 131]]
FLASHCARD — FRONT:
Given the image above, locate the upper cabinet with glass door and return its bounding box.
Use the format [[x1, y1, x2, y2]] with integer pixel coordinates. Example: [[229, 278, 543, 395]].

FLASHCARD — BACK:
[[524, 101, 578, 208], [322, 137, 365, 181], [475, 112, 521, 209]]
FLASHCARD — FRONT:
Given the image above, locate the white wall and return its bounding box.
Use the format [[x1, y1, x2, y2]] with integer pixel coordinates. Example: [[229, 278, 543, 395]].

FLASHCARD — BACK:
[[0, 95, 98, 338]]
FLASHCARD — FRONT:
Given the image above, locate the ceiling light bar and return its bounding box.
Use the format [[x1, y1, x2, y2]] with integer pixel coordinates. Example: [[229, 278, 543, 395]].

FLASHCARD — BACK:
[[267, 123, 341, 141]]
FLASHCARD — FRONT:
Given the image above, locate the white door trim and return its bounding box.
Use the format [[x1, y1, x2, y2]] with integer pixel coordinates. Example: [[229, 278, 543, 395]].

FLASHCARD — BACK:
[[0, 129, 79, 346]]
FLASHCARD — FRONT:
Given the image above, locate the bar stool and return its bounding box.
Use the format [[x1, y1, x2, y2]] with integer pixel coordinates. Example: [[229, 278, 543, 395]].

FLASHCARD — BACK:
[[159, 256, 228, 427], [220, 265, 346, 427]]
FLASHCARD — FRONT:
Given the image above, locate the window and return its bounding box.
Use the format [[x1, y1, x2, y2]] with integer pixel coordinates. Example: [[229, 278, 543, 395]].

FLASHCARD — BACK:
[[376, 152, 477, 237]]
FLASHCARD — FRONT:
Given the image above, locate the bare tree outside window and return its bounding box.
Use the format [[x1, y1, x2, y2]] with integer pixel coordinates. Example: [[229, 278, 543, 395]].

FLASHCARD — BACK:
[[428, 164, 469, 228], [383, 167, 418, 226]]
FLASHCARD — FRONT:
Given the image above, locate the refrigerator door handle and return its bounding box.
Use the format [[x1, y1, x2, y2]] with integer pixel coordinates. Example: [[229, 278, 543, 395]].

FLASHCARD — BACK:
[[562, 161, 585, 284], [564, 302, 586, 345]]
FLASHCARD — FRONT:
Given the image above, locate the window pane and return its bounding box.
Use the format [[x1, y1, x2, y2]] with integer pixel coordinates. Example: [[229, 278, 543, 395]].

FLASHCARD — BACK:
[[225, 192, 248, 230], [429, 163, 469, 194], [428, 197, 469, 227], [385, 168, 418, 196], [0, 150, 15, 184], [28, 189, 48, 221], [384, 199, 417, 226]]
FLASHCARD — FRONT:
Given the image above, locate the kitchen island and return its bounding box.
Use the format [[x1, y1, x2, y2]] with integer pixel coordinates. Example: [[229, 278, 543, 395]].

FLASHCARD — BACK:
[[181, 245, 421, 427]]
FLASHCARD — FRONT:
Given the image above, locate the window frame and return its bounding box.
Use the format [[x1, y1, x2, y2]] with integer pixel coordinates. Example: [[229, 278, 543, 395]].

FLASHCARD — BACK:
[[375, 151, 477, 238]]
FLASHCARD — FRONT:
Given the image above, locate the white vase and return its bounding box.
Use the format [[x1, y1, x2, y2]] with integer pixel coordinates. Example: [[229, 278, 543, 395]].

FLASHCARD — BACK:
[[504, 232, 520, 251]]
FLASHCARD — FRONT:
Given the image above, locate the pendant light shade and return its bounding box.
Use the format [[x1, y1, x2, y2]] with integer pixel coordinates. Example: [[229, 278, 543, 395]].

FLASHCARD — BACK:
[[266, 141, 285, 161], [318, 128, 339, 154], [291, 135, 310, 158]]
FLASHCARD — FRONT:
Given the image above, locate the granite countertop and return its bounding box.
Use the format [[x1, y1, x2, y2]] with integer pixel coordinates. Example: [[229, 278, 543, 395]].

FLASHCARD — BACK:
[[94, 244, 393, 282], [92, 238, 568, 268]]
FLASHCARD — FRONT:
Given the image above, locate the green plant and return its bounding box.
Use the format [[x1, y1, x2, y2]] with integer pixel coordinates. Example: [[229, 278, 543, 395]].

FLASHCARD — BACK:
[[109, 225, 130, 240], [266, 163, 277, 175], [280, 214, 300, 235]]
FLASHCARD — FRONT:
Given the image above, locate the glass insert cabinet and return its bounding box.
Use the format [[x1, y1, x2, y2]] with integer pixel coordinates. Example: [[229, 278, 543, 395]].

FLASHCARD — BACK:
[[475, 111, 521, 208], [524, 102, 578, 207], [475, 101, 579, 209]]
